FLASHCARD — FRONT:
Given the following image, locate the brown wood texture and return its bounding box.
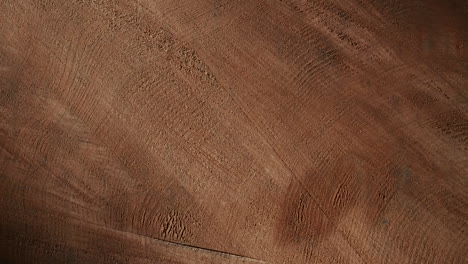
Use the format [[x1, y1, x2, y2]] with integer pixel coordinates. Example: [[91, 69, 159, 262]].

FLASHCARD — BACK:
[[1, 0, 467, 263]]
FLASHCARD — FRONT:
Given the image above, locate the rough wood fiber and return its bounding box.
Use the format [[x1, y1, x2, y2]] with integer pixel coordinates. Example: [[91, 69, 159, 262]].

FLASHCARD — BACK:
[[1, 0, 467, 263]]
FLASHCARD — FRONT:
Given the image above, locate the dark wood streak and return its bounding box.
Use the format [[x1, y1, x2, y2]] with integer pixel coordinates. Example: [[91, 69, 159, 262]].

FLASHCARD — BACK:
[[1, 0, 467, 263]]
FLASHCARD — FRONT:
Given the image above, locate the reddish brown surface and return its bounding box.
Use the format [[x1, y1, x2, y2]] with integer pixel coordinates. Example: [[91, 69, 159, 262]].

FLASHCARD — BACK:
[[1, 0, 467, 263]]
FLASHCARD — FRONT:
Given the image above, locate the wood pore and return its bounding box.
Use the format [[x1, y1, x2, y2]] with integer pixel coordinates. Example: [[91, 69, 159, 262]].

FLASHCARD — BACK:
[[1, 0, 467, 263]]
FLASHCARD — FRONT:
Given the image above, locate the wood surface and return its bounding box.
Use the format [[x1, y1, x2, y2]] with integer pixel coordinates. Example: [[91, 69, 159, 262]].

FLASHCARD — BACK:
[[1, 0, 467, 263]]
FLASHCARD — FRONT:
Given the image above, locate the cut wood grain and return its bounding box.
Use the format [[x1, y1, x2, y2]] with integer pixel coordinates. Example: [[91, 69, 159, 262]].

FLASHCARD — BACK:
[[1, 0, 467, 263]]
